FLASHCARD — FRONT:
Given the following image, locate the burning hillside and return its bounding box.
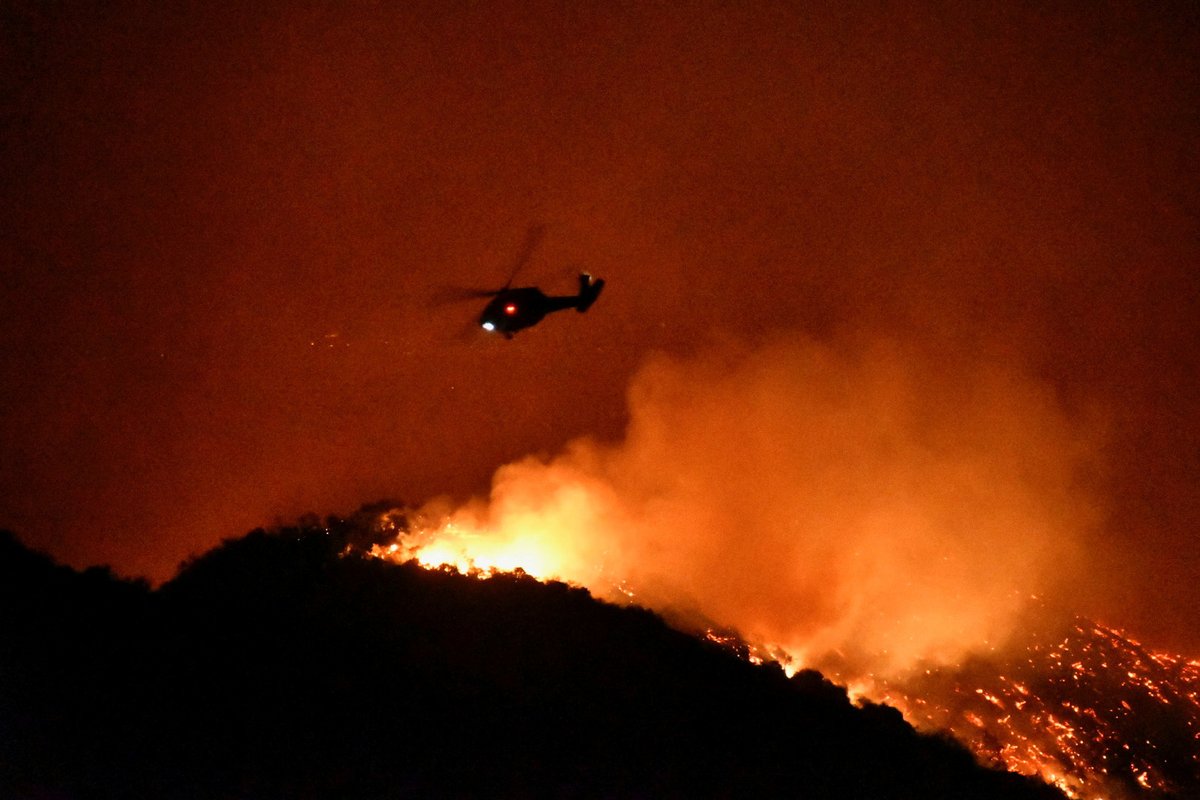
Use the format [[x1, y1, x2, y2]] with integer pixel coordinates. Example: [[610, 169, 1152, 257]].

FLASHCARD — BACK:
[[352, 334, 1200, 797], [875, 619, 1200, 800], [368, 517, 1200, 800]]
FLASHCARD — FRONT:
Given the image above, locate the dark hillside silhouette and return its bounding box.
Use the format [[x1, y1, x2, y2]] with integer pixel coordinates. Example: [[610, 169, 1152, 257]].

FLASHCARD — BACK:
[[0, 523, 1064, 799]]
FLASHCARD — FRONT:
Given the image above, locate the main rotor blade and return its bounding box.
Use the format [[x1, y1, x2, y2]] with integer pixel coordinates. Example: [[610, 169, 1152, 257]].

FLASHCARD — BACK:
[[500, 223, 546, 289], [430, 285, 501, 306]]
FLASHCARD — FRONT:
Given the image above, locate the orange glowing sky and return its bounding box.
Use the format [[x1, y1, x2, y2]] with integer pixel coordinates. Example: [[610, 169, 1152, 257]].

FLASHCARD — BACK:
[[2, 2, 1198, 652]]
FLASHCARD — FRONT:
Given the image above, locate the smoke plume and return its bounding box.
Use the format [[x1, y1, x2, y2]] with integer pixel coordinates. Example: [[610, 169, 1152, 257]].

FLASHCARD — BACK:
[[399, 334, 1103, 677]]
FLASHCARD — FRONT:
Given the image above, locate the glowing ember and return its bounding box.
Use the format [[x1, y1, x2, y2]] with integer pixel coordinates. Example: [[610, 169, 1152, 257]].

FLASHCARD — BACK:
[[873, 620, 1200, 799]]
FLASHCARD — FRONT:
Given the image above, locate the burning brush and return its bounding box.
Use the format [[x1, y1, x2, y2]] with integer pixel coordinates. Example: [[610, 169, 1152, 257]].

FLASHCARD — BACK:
[[852, 619, 1200, 800]]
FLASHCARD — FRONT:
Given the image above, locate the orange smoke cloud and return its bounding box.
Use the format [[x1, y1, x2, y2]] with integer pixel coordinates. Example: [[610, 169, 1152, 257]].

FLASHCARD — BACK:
[[394, 334, 1102, 677]]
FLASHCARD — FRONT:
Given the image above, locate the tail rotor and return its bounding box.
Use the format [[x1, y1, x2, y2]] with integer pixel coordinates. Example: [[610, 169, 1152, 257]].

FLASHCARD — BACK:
[[576, 273, 605, 312]]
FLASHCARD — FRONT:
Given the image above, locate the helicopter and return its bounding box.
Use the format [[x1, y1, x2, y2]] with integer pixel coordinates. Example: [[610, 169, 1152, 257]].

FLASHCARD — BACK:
[[445, 226, 605, 338], [478, 272, 605, 338]]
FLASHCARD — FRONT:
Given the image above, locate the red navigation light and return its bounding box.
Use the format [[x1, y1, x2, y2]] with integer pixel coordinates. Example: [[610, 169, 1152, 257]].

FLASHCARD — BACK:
[[505, 303, 518, 315]]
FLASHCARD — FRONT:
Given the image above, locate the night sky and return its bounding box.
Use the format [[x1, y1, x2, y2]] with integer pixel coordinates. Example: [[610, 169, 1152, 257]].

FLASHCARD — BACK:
[[3, 3, 1198, 652]]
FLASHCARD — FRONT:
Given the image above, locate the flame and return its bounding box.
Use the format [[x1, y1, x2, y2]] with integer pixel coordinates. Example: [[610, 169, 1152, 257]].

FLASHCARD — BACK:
[[376, 336, 1099, 674], [372, 465, 625, 587]]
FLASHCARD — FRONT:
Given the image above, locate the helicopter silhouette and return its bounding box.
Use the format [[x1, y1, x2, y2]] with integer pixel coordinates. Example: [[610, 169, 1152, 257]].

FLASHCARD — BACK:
[[478, 273, 605, 338], [449, 227, 605, 338]]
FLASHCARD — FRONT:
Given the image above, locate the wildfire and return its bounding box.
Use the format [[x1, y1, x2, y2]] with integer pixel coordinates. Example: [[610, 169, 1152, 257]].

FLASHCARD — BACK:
[[364, 514, 1199, 800], [358, 336, 1170, 796]]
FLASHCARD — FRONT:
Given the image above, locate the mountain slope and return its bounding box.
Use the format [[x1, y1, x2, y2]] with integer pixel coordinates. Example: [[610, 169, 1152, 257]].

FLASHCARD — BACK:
[[0, 524, 1062, 799]]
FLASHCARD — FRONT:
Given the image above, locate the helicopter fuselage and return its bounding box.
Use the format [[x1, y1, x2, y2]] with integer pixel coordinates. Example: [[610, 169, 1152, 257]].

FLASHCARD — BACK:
[[479, 274, 604, 337]]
